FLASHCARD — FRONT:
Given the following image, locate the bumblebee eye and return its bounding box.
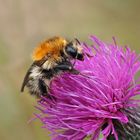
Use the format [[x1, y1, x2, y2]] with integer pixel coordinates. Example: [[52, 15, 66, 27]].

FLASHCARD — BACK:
[[65, 43, 77, 58]]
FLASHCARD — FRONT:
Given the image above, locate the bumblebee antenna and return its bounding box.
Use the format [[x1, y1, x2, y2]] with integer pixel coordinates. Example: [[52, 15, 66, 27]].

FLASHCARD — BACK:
[[74, 38, 81, 45]]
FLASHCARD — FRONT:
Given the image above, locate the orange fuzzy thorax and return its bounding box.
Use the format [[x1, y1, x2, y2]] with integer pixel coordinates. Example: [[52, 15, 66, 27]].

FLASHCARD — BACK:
[[32, 37, 67, 61]]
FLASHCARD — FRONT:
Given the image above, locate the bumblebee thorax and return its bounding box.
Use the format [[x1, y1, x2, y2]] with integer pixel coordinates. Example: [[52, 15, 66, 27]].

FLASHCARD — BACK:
[[32, 36, 67, 61]]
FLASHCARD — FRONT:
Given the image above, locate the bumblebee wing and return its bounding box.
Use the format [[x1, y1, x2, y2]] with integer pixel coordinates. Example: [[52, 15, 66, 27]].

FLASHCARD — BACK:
[[20, 66, 32, 92], [33, 56, 50, 67], [20, 62, 38, 92]]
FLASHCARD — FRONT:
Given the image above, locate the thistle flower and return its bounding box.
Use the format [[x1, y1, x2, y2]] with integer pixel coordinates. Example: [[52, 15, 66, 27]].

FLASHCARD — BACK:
[[35, 36, 140, 140]]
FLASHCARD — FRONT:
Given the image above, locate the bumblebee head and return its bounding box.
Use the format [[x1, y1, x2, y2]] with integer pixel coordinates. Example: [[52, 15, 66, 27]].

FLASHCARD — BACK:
[[65, 39, 84, 61]]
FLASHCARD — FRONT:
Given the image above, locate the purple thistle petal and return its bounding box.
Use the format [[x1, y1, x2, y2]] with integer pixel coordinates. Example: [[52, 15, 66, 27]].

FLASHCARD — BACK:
[[35, 36, 140, 140]]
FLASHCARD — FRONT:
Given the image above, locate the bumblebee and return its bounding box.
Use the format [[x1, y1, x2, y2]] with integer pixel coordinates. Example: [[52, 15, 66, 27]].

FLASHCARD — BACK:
[[21, 36, 84, 98]]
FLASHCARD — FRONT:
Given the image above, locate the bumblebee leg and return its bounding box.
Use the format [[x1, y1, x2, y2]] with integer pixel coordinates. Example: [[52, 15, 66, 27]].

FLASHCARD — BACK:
[[38, 79, 56, 100], [38, 79, 48, 97], [69, 68, 80, 74], [54, 62, 80, 74], [54, 63, 72, 71]]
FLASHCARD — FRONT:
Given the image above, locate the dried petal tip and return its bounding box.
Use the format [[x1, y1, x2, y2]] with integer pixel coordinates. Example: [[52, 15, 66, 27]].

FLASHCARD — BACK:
[[35, 36, 140, 140]]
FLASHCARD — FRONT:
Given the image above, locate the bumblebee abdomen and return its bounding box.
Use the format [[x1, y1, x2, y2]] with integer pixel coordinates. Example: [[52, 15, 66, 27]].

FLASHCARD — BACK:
[[26, 77, 49, 98], [25, 66, 55, 98]]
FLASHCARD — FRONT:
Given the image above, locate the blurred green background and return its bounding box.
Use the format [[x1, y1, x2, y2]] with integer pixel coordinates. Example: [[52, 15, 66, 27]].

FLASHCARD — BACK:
[[0, 0, 140, 140]]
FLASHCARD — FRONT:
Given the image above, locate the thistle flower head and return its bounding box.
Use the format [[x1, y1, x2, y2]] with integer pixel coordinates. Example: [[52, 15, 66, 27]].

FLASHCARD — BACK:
[[35, 36, 140, 140]]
